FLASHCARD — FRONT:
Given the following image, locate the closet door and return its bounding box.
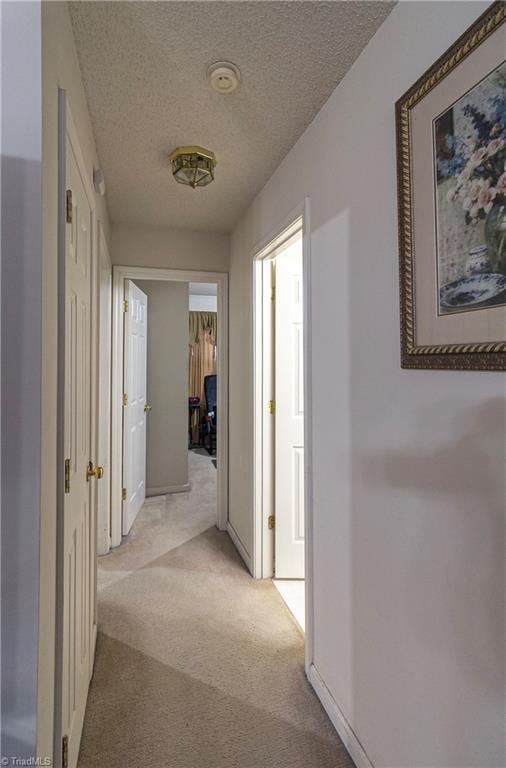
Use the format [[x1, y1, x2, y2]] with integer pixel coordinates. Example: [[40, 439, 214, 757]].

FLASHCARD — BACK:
[[62, 117, 94, 768]]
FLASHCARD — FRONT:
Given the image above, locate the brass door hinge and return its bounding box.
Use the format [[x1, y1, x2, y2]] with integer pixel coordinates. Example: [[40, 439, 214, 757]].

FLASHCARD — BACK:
[[268, 515, 275, 530], [122, 488, 127, 501], [64, 458, 71, 494], [62, 734, 69, 768], [123, 299, 129, 313], [123, 393, 128, 406], [271, 286, 276, 302], [268, 399, 275, 415], [66, 190, 73, 224]]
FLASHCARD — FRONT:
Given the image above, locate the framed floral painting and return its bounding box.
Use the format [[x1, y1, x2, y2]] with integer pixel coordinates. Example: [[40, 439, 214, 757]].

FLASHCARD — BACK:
[[396, 2, 506, 370]]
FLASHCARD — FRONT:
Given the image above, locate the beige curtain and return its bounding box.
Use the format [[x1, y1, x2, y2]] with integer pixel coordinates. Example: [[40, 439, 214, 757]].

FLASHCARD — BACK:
[[188, 311, 217, 412]]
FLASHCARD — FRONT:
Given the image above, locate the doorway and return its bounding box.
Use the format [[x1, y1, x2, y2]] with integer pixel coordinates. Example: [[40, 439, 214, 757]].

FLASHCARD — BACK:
[[120, 278, 218, 527], [253, 207, 312, 644], [110, 267, 228, 550]]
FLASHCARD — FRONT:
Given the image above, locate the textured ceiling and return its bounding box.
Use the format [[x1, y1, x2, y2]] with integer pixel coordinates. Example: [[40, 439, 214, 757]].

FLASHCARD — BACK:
[[70, 1, 394, 232]]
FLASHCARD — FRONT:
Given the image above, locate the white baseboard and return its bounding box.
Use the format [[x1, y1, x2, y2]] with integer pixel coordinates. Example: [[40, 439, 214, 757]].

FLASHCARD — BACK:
[[146, 482, 191, 496], [90, 623, 97, 679], [226, 522, 252, 573], [308, 664, 374, 768]]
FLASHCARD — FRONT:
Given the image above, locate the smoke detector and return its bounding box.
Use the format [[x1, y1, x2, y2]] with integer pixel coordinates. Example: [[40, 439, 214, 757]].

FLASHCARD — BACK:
[[207, 61, 240, 94]]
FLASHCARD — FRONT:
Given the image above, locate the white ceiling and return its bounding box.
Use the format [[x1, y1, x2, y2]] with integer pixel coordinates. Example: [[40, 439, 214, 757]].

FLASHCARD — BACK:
[[69, 1, 394, 233]]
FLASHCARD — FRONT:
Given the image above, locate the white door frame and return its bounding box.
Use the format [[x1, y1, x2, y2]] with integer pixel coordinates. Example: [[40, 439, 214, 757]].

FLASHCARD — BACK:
[[111, 266, 229, 548], [96, 225, 112, 556], [252, 198, 313, 673]]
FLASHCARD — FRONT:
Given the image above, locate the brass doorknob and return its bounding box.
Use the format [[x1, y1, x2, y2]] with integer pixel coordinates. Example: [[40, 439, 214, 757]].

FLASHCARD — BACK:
[[87, 462, 104, 481], [144, 404, 152, 413]]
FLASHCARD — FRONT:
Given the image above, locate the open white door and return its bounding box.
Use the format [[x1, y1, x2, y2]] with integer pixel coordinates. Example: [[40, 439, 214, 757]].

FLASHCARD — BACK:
[[62, 118, 96, 768], [275, 237, 305, 578], [122, 280, 148, 534]]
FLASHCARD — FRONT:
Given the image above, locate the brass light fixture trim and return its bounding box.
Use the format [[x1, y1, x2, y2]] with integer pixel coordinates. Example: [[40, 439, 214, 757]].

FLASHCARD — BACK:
[[169, 146, 216, 189]]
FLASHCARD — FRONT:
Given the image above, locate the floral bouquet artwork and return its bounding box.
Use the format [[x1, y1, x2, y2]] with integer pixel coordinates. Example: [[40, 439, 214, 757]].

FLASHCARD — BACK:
[[434, 61, 506, 315]]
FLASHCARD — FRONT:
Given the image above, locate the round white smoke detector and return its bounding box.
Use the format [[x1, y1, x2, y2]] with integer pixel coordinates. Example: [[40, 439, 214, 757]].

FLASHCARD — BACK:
[[207, 61, 240, 94]]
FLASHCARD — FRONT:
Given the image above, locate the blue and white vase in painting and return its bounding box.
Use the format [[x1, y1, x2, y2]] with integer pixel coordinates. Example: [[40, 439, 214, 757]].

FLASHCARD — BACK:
[[464, 245, 490, 277], [485, 203, 506, 276]]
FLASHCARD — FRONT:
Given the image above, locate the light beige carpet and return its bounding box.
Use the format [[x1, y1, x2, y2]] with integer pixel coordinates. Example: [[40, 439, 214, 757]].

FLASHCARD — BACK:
[[78, 451, 355, 768]]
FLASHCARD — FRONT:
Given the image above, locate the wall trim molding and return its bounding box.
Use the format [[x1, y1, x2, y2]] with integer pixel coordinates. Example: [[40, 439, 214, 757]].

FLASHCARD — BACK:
[[226, 522, 251, 571], [308, 664, 374, 768], [146, 483, 191, 496]]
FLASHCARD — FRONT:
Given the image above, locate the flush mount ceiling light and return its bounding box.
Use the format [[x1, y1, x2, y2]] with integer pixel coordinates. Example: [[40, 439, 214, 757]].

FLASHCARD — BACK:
[[168, 146, 216, 189], [207, 61, 240, 94]]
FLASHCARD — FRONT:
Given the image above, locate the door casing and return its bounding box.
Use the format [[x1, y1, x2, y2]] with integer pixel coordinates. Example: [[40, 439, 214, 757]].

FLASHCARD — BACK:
[[96, 225, 112, 556], [110, 266, 229, 550], [252, 199, 314, 674]]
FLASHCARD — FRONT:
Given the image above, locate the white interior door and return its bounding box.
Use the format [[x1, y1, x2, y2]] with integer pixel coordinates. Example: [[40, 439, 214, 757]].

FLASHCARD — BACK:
[[62, 129, 94, 768], [122, 280, 148, 534], [97, 227, 112, 555], [275, 237, 305, 579]]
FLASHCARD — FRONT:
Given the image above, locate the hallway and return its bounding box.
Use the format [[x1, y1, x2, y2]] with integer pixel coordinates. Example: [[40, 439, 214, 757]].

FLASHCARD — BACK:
[[78, 451, 354, 768]]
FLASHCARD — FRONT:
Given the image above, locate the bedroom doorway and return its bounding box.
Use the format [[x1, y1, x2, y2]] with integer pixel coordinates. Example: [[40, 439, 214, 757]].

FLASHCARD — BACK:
[[107, 267, 228, 552]]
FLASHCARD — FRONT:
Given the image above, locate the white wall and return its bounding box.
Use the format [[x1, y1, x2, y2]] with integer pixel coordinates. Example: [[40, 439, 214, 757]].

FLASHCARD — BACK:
[[228, 3, 504, 767], [136, 280, 189, 494], [39, 2, 112, 760], [112, 223, 229, 272], [189, 293, 217, 312], [1, 1, 42, 759]]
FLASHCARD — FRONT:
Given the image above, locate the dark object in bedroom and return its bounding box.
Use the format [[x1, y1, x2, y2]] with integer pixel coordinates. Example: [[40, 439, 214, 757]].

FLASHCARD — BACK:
[[203, 375, 217, 455]]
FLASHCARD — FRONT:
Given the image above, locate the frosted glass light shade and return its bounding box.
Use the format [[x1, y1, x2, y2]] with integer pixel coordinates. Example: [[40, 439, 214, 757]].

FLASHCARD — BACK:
[[169, 146, 216, 189]]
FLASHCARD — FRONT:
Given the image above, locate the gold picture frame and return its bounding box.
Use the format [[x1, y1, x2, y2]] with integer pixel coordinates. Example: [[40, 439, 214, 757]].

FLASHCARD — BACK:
[[396, 2, 506, 370]]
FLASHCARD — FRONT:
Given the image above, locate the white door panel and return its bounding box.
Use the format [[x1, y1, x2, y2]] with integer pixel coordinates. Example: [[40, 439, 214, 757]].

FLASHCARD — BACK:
[[63, 134, 93, 768], [122, 280, 148, 534], [275, 238, 305, 579]]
